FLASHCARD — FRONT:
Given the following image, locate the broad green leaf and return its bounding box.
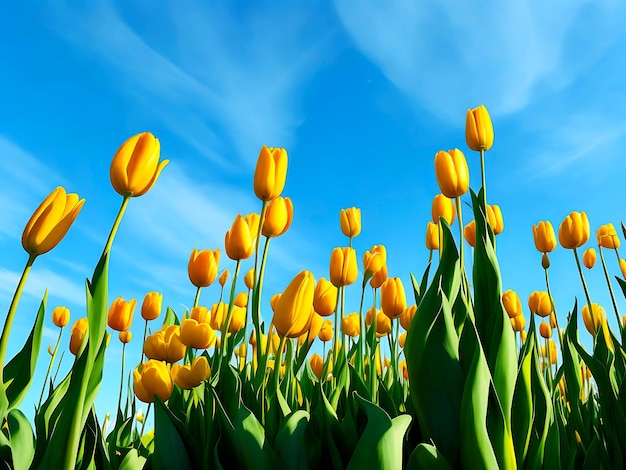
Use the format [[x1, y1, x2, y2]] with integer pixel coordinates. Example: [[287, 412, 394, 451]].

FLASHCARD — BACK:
[[407, 443, 452, 470], [6, 409, 35, 470], [274, 410, 309, 470], [153, 397, 192, 470]]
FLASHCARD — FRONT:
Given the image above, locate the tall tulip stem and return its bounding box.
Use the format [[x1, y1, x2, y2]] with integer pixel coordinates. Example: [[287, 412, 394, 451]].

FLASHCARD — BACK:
[[117, 342, 126, 415], [543, 267, 563, 351], [219, 260, 241, 361], [573, 248, 595, 332], [598, 246, 621, 328], [37, 327, 63, 408], [480, 149, 487, 210], [193, 287, 201, 309], [103, 196, 130, 257]]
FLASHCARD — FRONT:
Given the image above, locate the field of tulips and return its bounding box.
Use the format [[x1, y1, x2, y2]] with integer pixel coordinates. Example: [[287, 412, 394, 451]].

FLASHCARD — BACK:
[[2, 105, 626, 469]]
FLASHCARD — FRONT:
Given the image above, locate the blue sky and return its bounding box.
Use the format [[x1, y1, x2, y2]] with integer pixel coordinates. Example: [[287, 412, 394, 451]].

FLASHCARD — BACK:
[[2, 0, 626, 424]]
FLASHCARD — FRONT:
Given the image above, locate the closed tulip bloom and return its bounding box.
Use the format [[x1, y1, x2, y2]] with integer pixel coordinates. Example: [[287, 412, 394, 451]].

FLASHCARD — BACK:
[[234, 292, 248, 308], [228, 305, 247, 334], [365, 307, 392, 337], [621, 259, 626, 279], [399, 305, 417, 331], [313, 278, 338, 317], [597, 223, 620, 249], [133, 360, 173, 403], [426, 222, 440, 251], [263, 197, 294, 238], [465, 105, 494, 152], [209, 302, 227, 331], [306, 313, 324, 343], [532, 221, 557, 253], [254, 146, 288, 201], [172, 356, 211, 390], [558, 211, 590, 249], [190, 306, 209, 324], [341, 312, 361, 338], [381, 277, 407, 319], [22, 186, 86, 256], [370, 264, 388, 289], [502, 290, 522, 318], [528, 291, 552, 317], [69, 317, 89, 356], [431, 194, 456, 225], [582, 303, 606, 336], [141, 291, 163, 321], [219, 270, 229, 288], [510, 314, 526, 332], [583, 248, 596, 269], [270, 293, 282, 314], [143, 325, 185, 363], [188, 248, 220, 288], [180, 318, 216, 350], [464, 221, 476, 248], [318, 320, 333, 342], [110, 132, 169, 197], [273, 271, 315, 338], [434, 149, 469, 199], [550, 312, 557, 329], [622, 315, 626, 328], [330, 247, 358, 287], [244, 268, 255, 290], [539, 321, 552, 339], [309, 353, 325, 379], [52, 306, 70, 328], [119, 331, 133, 344], [399, 332, 407, 349], [486, 205, 504, 235], [108, 297, 136, 332], [520, 330, 527, 343], [363, 249, 385, 275], [225, 215, 256, 260], [340, 207, 361, 238]]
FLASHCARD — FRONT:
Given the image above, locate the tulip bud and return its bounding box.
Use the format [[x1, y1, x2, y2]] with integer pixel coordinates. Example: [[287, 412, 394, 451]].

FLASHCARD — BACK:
[[190, 306, 209, 324], [219, 270, 229, 287], [318, 320, 333, 342], [188, 248, 220, 288], [228, 306, 247, 334], [399, 305, 417, 331], [582, 303, 606, 337], [244, 268, 255, 290], [69, 317, 89, 356], [365, 307, 392, 337], [110, 132, 169, 197], [380, 277, 407, 319], [143, 325, 186, 363], [341, 312, 361, 338], [528, 291, 552, 317], [425, 222, 440, 251], [431, 194, 456, 225], [510, 314, 526, 332], [550, 312, 558, 329], [370, 264, 388, 289], [141, 291, 163, 321], [596, 223, 620, 249], [263, 197, 294, 238], [340, 207, 361, 238], [539, 321, 552, 339], [309, 353, 325, 379], [329, 247, 358, 287], [465, 105, 494, 152], [558, 211, 590, 249], [107, 297, 136, 332], [22, 186, 85, 256], [464, 221, 476, 248], [180, 318, 216, 349], [273, 271, 315, 338], [313, 278, 338, 317], [119, 331, 133, 344], [532, 221, 557, 253], [486, 204, 504, 235], [362, 249, 385, 275], [502, 290, 522, 318], [133, 360, 173, 403], [620, 259, 626, 279], [253, 146, 288, 201], [399, 331, 407, 349], [434, 148, 469, 199], [225, 214, 256, 260], [234, 292, 248, 308], [541, 253, 551, 269], [583, 248, 596, 269], [52, 306, 70, 328], [520, 329, 527, 343], [47, 345, 54, 356]]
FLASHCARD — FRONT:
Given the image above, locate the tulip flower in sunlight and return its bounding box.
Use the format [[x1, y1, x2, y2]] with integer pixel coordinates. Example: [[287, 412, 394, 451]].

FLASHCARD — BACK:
[[141, 291, 163, 321], [133, 360, 173, 403], [190, 306, 209, 324], [188, 248, 220, 288], [172, 356, 211, 390], [340, 207, 361, 238], [254, 146, 288, 201], [464, 221, 476, 248], [244, 268, 255, 290], [262, 197, 294, 238], [313, 278, 338, 317], [219, 270, 229, 288], [381, 277, 407, 319], [341, 312, 360, 338], [583, 248, 596, 269], [399, 305, 417, 331], [434, 149, 469, 199], [52, 306, 70, 328], [597, 223, 620, 249], [362, 247, 385, 275], [365, 307, 392, 337], [119, 331, 132, 344], [502, 290, 522, 319], [330, 247, 358, 287], [539, 322, 552, 339], [309, 353, 325, 379], [528, 291, 553, 317], [510, 314, 526, 332], [370, 264, 388, 289], [318, 320, 333, 342], [22, 186, 85, 256], [558, 211, 590, 249], [273, 270, 315, 338], [431, 194, 456, 225], [425, 222, 440, 251], [225, 214, 258, 260], [582, 303, 606, 337], [180, 319, 216, 350], [486, 204, 504, 235], [108, 297, 136, 332], [143, 325, 186, 363], [532, 221, 557, 253], [465, 104, 494, 152], [69, 317, 88, 356], [110, 132, 169, 197]]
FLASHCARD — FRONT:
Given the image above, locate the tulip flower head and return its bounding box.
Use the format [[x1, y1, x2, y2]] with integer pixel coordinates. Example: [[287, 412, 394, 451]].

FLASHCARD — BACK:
[[253, 146, 288, 201], [340, 207, 361, 238], [188, 248, 220, 288], [52, 306, 70, 328], [381, 277, 407, 319], [318, 319, 333, 342], [502, 290, 522, 318], [263, 197, 294, 238], [528, 291, 553, 317], [309, 353, 325, 379], [219, 270, 229, 288], [431, 194, 456, 225], [539, 321, 552, 339], [313, 278, 338, 317], [108, 297, 136, 332], [133, 360, 173, 403], [141, 291, 163, 321], [119, 331, 133, 344], [330, 247, 358, 287], [370, 263, 388, 289], [172, 356, 211, 390], [225, 214, 257, 260], [273, 270, 315, 338], [110, 132, 169, 197], [486, 204, 504, 235], [532, 221, 557, 253], [597, 223, 620, 249], [558, 211, 590, 249], [465, 105, 494, 152], [362, 249, 385, 276], [510, 314, 526, 332], [143, 325, 186, 363], [22, 186, 85, 256], [341, 312, 361, 338], [180, 318, 217, 350], [425, 222, 440, 251], [583, 248, 596, 269], [399, 304, 417, 331], [434, 148, 469, 199], [365, 307, 392, 337], [190, 305, 210, 324], [244, 268, 255, 290], [464, 221, 476, 248], [582, 303, 606, 337], [69, 317, 89, 356]]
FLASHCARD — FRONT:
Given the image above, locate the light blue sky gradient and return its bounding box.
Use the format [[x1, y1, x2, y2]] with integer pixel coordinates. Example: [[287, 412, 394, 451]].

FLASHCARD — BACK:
[[1, 0, 626, 423]]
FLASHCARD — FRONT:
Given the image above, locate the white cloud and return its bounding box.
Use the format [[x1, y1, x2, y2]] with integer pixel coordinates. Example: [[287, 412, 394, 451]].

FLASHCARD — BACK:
[[0, 267, 85, 308]]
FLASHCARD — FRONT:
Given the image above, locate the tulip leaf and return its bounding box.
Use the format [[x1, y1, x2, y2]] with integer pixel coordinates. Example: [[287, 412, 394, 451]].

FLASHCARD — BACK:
[[6, 409, 35, 470], [119, 449, 146, 470], [274, 410, 309, 470], [4, 290, 46, 411], [152, 397, 192, 470], [407, 443, 452, 470]]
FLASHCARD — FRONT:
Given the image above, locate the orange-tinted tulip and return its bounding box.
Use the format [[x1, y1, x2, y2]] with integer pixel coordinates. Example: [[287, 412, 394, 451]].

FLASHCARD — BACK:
[[465, 105, 494, 152], [133, 360, 173, 403], [370, 264, 388, 289], [583, 248, 596, 269], [381, 277, 407, 319], [434, 149, 469, 199], [340, 207, 361, 238], [399, 331, 407, 349], [263, 197, 293, 238], [532, 221, 557, 253], [341, 312, 361, 338], [486, 204, 504, 235], [510, 314, 526, 332], [219, 270, 229, 288], [426, 222, 440, 251], [329, 247, 358, 287], [309, 353, 325, 379], [108, 297, 136, 332], [143, 325, 186, 363], [172, 356, 211, 390], [464, 221, 476, 248], [180, 319, 216, 350], [188, 248, 220, 288], [119, 331, 133, 344], [539, 321, 552, 339], [225, 214, 256, 260], [363, 249, 385, 275], [620, 259, 626, 279], [558, 211, 590, 249], [582, 303, 606, 337], [366, 308, 392, 337], [528, 291, 552, 317], [234, 292, 248, 308], [141, 291, 163, 321], [318, 320, 333, 342], [273, 271, 315, 338], [190, 306, 209, 324], [502, 290, 522, 318], [52, 306, 70, 328], [597, 223, 620, 249], [520, 330, 527, 343], [244, 268, 255, 290], [69, 317, 88, 356], [253, 146, 288, 201], [228, 305, 247, 334], [110, 132, 169, 197], [209, 302, 227, 331], [313, 278, 338, 317], [399, 305, 417, 331], [22, 187, 85, 256], [431, 194, 456, 225]]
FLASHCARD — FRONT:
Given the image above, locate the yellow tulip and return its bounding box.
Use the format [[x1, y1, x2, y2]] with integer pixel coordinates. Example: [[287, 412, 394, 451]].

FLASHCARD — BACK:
[[431, 194, 456, 225], [309, 353, 325, 379], [502, 290, 522, 318], [110, 132, 169, 197], [262, 197, 294, 238], [582, 303, 606, 337], [188, 248, 220, 288], [22, 186, 85, 256], [380, 277, 407, 319], [558, 211, 590, 249], [180, 319, 216, 350], [228, 306, 247, 334], [52, 306, 70, 328], [425, 222, 440, 251], [318, 319, 333, 342], [528, 291, 552, 317], [583, 248, 596, 269], [539, 321, 552, 339], [313, 278, 338, 317], [370, 264, 388, 289], [234, 292, 248, 308], [172, 356, 211, 390], [597, 223, 620, 249], [69, 317, 88, 356], [464, 221, 476, 248], [362, 249, 385, 275], [141, 291, 163, 321], [133, 360, 173, 403], [329, 247, 358, 287], [532, 221, 557, 253], [107, 297, 136, 332], [219, 270, 229, 288], [365, 307, 391, 337], [340, 207, 361, 238], [225, 214, 256, 260], [465, 104, 494, 152], [119, 331, 133, 344], [550, 312, 557, 329], [486, 204, 504, 235], [399, 305, 417, 331], [209, 302, 227, 331], [143, 325, 185, 363], [510, 314, 526, 332], [399, 332, 407, 349], [273, 271, 315, 338], [341, 312, 361, 338], [520, 330, 527, 343], [253, 146, 288, 201], [190, 306, 209, 324], [434, 148, 469, 199], [621, 259, 626, 279], [244, 268, 255, 290]]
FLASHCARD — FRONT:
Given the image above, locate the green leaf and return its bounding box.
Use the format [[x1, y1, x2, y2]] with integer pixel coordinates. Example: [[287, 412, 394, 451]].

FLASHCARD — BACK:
[[274, 410, 309, 470], [6, 409, 35, 470], [407, 443, 452, 470], [119, 449, 147, 470], [153, 397, 192, 470]]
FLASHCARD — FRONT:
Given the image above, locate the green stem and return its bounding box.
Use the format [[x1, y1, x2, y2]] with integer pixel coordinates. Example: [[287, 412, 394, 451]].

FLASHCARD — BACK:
[[117, 343, 126, 415], [598, 246, 621, 328], [219, 260, 241, 361], [273, 335, 287, 393], [357, 285, 366, 377], [340, 286, 346, 358], [573, 248, 596, 344], [254, 237, 271, 367], [137, 402, 152, 447], [193, 287, 201, 309], [38, 327, 63, 408], [543, 267, 563, 352], [141, 320, 149, 363], [103, 196, 130, 257], [455, 196, 469, 297], [52, 351, 65, 385], [479, 149, 487, 211]]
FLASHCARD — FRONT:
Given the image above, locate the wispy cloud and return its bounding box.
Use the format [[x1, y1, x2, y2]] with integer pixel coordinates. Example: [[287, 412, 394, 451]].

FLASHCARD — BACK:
[[0, 266, 85, 307]]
